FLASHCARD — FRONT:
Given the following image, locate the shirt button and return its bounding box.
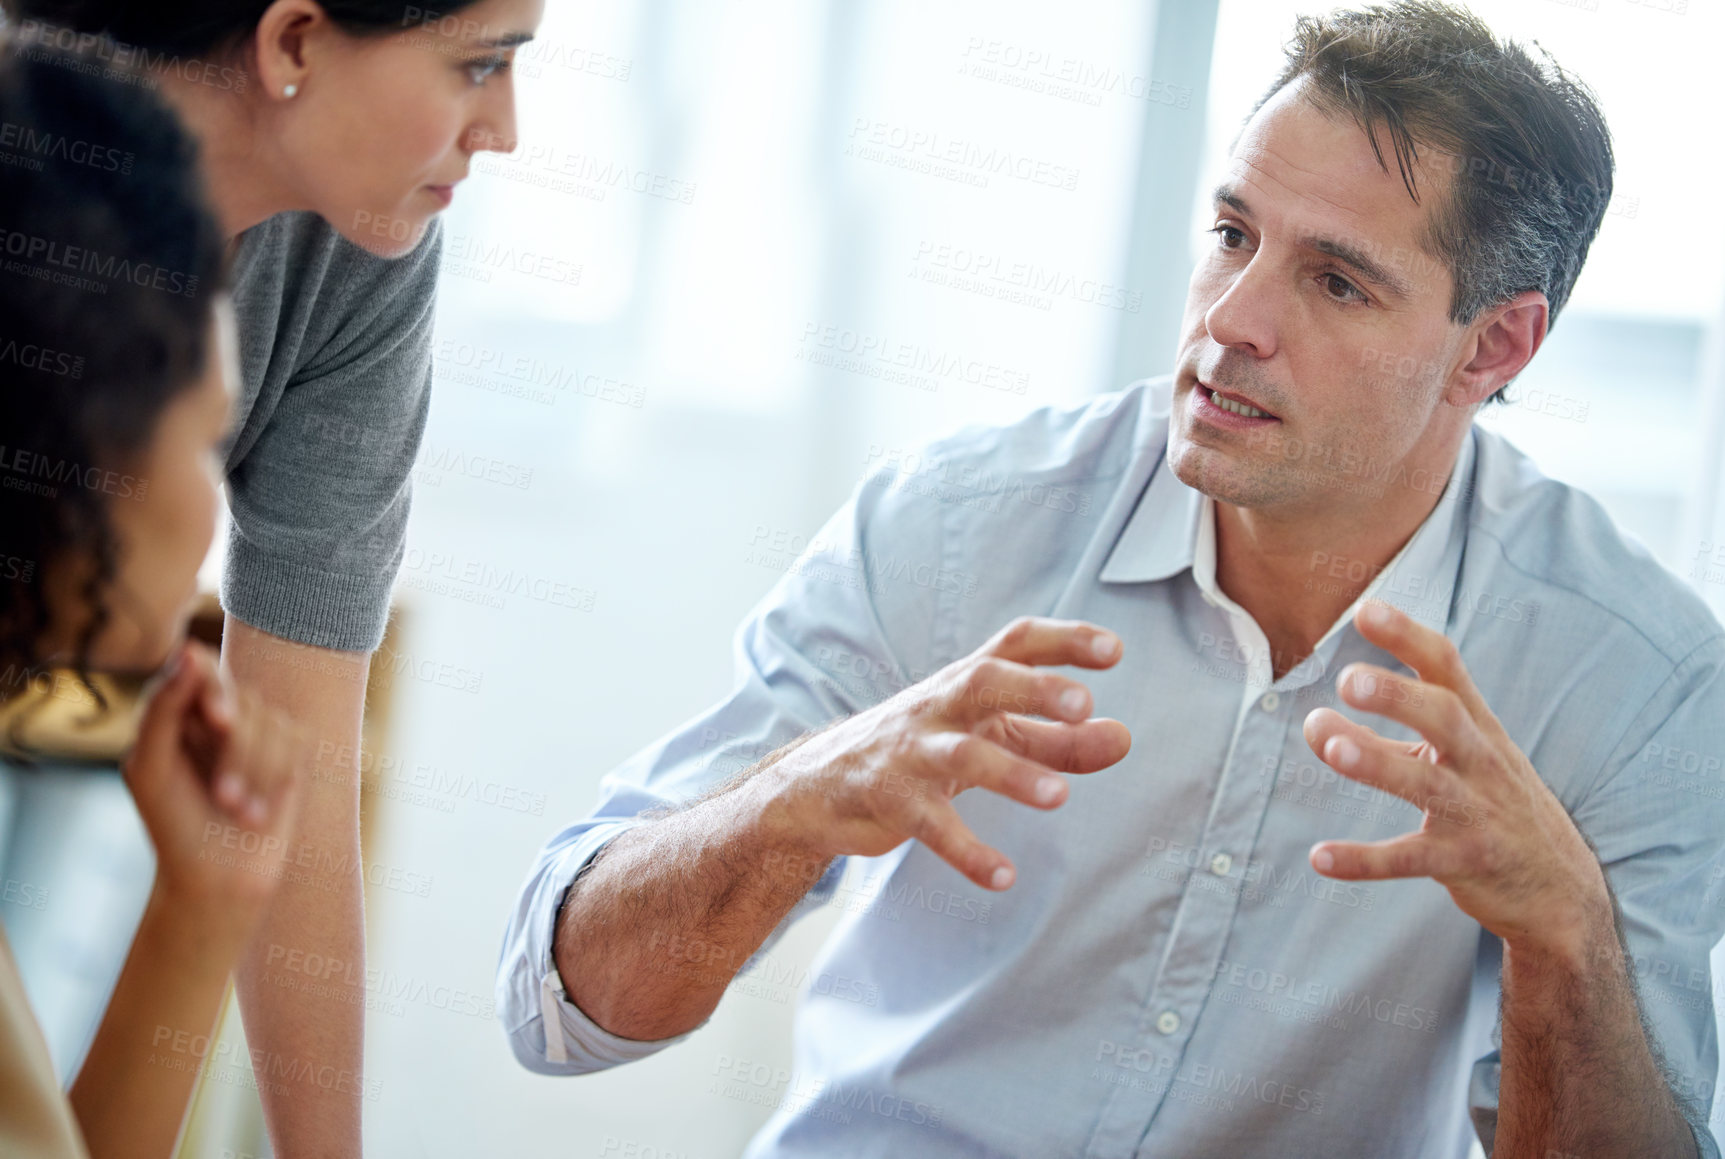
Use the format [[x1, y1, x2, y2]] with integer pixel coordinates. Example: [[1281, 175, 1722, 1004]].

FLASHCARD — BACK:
[[1259, 691, 1280, 712], [1156, 1010, 1181, 1035], [1209, 852, 1232, 877]]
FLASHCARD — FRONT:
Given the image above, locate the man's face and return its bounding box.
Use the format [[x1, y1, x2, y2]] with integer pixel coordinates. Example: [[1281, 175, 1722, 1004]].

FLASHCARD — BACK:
[[1168, 78, 1470, 514]]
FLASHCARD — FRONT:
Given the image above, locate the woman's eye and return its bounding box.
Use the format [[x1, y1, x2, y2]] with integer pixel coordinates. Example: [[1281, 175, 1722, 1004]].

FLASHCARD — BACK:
[[465, 56, 508, 84]]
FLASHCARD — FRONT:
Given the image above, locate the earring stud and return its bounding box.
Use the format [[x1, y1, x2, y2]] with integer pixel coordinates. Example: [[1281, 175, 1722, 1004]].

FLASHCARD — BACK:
[[283, 83, 298, 98]]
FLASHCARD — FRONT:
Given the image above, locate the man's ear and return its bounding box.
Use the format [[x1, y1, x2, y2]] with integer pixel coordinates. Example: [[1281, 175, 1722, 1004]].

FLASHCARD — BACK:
[[1445, 290, 1549, 408]]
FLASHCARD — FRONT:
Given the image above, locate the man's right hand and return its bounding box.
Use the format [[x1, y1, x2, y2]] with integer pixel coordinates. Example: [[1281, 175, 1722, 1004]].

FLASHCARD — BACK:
[[768, 617, 1131, 892]]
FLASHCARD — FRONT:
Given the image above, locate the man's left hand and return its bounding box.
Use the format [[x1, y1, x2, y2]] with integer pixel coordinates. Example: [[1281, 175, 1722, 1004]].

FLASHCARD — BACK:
[[1303, 599, 1611, 957]]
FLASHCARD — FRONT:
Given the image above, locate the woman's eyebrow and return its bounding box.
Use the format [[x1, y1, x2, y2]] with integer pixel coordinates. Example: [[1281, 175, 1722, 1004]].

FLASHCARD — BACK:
[[477, 31, 536, 49]]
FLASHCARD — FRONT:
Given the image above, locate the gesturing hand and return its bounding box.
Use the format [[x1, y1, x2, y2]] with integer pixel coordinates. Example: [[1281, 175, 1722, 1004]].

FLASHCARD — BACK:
[[1302, 600, 1610, 951], [778, 617, 1132, 892], [123, 640, 306, 917]]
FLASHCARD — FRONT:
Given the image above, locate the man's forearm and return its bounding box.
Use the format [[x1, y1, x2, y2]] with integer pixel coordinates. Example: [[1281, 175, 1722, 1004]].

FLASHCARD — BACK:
[[223, 620, 368, 1157], [1497, 913, 1698, 1159], [554, 753, 832, 1043]]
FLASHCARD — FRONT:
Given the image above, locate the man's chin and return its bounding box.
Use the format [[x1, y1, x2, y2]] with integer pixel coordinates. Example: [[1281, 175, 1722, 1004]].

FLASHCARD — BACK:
[[1168, 436, 1288, 509]]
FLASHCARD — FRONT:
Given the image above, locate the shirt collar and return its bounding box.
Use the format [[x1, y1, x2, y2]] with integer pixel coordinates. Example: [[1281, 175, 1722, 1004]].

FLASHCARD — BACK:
[[1100, 424, 1477, 639]]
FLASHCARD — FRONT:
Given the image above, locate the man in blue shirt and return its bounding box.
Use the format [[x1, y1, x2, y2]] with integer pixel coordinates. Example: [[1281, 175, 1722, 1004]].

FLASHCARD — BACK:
[[499, 4, 1725, 1155]]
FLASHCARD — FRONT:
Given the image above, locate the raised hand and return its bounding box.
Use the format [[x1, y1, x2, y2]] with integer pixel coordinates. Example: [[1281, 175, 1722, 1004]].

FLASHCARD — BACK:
[[774, 616, 1133, 892], [1301, 600, 1609, 951]]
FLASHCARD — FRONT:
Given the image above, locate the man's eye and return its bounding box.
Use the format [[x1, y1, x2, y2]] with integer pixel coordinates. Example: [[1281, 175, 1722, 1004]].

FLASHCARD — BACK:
[[1208, 224, 1245, 248], [1324, 273, 1366, 303]]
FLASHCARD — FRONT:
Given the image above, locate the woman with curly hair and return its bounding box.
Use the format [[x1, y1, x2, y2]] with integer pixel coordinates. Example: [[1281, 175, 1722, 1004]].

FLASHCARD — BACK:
[[0, 1, 543, 1150], [0, 39, 308, 1159]]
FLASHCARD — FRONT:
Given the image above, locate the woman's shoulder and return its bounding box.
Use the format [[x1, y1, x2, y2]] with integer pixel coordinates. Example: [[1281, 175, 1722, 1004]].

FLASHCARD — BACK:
[[232, 211, 443, 310]]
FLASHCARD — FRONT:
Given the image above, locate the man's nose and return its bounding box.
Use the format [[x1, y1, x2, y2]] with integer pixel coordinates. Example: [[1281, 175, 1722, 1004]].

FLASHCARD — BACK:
[[1202, 260, 1279, 361]]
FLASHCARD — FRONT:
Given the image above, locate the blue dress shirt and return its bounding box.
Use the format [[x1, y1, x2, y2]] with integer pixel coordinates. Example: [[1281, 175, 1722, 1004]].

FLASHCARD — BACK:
[[499, 377, 1725, 1158]]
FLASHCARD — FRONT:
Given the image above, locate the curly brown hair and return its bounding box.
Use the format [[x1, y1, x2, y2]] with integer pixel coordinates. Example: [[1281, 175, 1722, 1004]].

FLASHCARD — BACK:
[[0, 38, 226, 708]]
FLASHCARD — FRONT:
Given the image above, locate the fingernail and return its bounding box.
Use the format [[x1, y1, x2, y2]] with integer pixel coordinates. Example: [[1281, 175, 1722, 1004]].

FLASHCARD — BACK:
[[1352, 671, 1377, 698], [1365, 602, 1394, 626], [1312, 847, 1335, 873], [1091, 633, 1119, 661], [1035, 776, 1063, 805], [1328, 736, 1360, 769], [990, 865, 1014, 890], [244, 796, 269, 827], [1059, 688, 1087, 717]]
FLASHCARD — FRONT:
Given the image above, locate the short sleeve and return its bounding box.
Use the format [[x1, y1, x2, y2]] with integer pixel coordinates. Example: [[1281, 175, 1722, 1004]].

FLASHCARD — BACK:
[[221, 218, 443, 652]]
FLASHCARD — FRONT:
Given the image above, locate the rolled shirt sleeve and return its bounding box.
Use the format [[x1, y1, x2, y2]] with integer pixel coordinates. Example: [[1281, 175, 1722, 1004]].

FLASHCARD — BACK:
[[497, 462, 956, 1075], [1469, 636, 1725, 1156], [222, 214, 444, 653]]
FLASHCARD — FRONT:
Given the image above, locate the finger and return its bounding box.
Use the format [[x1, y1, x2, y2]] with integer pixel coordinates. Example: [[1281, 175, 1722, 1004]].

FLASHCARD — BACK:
[[906, 799, 1016, 891], [1353, 601, 1496, 730], [198, 662, 236, 734], [983, 715, 1132, 774], [1310, 833, 1453, 882], [1335, 663, 1484, 770], [127, 641, 203, 786], [982, 616, 1122, 671], [213, 685, 263, 820], [924, 731, 1071, 810], [236, 709, 294, 828], [948, 657, 1099, 725], [1303, 707, 1459, 813]]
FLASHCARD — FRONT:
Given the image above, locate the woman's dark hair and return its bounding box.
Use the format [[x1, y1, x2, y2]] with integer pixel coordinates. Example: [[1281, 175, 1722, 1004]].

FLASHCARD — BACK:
[[0, 1, 485, 58], [0, 39, 226, 705]]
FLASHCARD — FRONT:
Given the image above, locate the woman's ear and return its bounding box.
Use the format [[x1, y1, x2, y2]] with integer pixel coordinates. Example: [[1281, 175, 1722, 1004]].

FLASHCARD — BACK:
[[250, 0, 329, 102], [1445, 290, 1549, 408]]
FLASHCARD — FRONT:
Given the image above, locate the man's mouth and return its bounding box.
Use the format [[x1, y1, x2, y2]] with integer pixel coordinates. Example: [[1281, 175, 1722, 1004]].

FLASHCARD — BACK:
[[1199, 382, 1278, 421]]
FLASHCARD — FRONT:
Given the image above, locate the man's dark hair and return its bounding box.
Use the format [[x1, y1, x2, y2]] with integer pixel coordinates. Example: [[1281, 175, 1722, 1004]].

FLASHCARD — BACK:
[[0, 37, 226, 705], [1256, 1, 1614, 402]]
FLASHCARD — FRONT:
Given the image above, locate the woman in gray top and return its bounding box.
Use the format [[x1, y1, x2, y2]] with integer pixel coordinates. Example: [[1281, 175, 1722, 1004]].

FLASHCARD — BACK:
[[2, 2, 543, 1153]]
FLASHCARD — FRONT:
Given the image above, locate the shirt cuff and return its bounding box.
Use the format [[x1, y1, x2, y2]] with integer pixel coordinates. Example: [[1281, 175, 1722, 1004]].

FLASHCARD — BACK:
[[527, 824, 703, 1072]]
